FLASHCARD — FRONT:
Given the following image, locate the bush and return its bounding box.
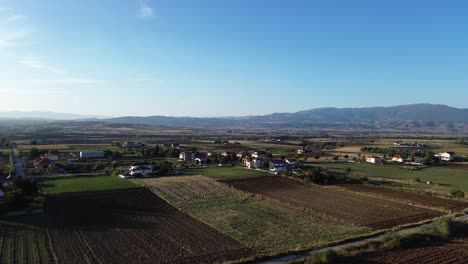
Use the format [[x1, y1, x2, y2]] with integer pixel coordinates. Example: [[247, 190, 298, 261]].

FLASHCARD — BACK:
[[305, 250, 339, 264], [450, 189, 465, 198]]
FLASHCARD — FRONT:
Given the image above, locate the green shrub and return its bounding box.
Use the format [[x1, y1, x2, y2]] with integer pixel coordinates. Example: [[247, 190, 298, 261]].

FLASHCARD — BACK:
[[305, 250, 339, 264], [450, 189, 465, 198]]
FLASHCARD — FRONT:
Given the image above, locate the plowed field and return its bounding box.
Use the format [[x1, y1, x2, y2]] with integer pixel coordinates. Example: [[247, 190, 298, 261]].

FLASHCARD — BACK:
[[334, 183, 467, 212], [341, 235, 468, 264], [46, 188, 254, 264], [225, 177, 443, 229]]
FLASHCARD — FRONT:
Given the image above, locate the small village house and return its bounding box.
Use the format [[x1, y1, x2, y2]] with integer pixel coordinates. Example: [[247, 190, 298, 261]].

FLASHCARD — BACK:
[[366, 155, 383, 164], [269, 159, 287, 172]]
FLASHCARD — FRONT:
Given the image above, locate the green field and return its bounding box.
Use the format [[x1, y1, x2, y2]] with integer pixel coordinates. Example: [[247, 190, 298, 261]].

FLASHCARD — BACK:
[[315, 162, 468, 192], [136, 175, 370, 251], [0, 215, 54, 264], [40, 175, 137, 194], [186, 166, 271, 180]]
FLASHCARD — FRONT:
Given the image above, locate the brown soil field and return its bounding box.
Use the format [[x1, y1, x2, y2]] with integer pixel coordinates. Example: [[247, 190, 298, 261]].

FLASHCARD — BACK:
[[224, 177, 443, 229], [46, 188, 254, 264], [334, 183, 468, 213], [340, 234, 468, 264]]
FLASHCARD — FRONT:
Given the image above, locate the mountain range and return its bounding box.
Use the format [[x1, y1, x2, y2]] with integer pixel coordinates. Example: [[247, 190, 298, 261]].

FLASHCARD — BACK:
[[1, 104, 468, 131]]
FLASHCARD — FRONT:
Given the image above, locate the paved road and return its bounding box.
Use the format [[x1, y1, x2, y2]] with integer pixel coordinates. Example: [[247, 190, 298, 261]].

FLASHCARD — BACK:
[[256, 214, 468, 264], [11, 147, 26, 177]]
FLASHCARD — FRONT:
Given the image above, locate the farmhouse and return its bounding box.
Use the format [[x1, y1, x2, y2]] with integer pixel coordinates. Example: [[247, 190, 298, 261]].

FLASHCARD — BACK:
[[80, 151, 105, 159], [179, 152, 195, 162], [195, 157, 212, 164], [34, 157, 53, 168], [269, 159, 287, 172], [285, 158, 299, 167], [297, 148, 309, 155], [130, 162, 153, 176], [252, 151, 267, 159], [244, 157, 263, 169], [435, 152, 457, 161], [366, 155, 383, 164], [391, 155, 404, 163]]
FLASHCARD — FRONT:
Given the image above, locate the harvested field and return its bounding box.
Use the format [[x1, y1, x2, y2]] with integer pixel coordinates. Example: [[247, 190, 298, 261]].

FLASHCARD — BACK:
[[334, 183, 468, 213], [341, 234, 468, 264], [135, 176, 370, 251], [225, 177, 444, 230], [46, 187, 254, 264]]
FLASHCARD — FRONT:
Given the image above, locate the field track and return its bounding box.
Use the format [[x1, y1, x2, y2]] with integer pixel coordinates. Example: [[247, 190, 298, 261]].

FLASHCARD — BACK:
[[46, 187, 254, 264], [224, 177, 443, 229]]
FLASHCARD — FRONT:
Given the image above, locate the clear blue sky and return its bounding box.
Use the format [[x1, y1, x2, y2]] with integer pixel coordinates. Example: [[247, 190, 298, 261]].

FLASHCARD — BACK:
[[1, 0, 468, 117]]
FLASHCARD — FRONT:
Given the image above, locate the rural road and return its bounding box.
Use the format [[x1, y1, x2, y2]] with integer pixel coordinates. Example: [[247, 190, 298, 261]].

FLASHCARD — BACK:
[[256, 214, 468, 264], [11, 147, 26, 178]]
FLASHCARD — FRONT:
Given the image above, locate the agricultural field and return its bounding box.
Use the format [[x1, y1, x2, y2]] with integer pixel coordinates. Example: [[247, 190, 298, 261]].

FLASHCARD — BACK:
[[40, 175, 137, 194], [185, 166, 271, 180], [46, 188, 254, 264], [334, 183, 468, 213], [0, 215, 54, 264], [225, 177, 446, 229], [314, 162, 468, 193], [135, 175, 370, 251], [340, 234, 468, 264]]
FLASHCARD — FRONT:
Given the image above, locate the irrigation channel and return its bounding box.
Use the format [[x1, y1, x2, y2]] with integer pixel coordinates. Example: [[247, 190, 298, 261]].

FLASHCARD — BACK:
[[256, 213, 468, 264]]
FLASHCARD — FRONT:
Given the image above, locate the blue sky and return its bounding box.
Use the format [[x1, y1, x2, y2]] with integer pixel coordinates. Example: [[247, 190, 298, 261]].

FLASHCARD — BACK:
[[1, 0, 468, 117]]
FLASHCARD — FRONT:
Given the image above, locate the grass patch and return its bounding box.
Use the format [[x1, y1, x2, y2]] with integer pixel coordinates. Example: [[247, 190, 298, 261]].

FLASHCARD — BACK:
[[135, 176, 370, 251], [315, 162, 468, 192], [0, 215, 55, 264], [40, 175, 136, 194], [185, 166, 271, 180]]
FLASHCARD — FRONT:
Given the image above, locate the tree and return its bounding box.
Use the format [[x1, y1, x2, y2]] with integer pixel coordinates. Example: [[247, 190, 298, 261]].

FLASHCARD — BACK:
[[450, 189, 465, 198], [30, 148, 40, 159]]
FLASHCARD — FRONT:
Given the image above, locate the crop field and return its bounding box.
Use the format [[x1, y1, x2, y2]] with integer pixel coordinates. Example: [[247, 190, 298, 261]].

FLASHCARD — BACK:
[[315, 162, 468, 193], [185, 166, 271, 180], [334, 183, 467, 213], [135, 176, 370, 251], [40, 175, 137, 194], [341, 234, 468, 264], [225, 177, 444, 230], [46, 188, 254, 264], [0, 216, 54, 264]]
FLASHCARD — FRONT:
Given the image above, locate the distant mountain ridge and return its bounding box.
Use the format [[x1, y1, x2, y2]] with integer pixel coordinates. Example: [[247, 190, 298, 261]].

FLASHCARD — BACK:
[[106, 104, 468, 128], [1, 104, 468, 131], [0, 111, 110, 120]]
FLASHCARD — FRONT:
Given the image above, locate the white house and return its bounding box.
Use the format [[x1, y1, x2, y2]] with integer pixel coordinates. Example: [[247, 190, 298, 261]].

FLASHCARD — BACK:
[[179, 152, 195, 162], [435, 152, 456, 161], [285, 158, 299, 167], [366, 156, 383, 164], [297, 148, 309, 155], [252, 151, 267, 159], [245, 158, 263, 169], [236, 152, 245, 158], [391, 155, 404, 163], [269, 159, 287, 172], [129, 163, 153, 176]]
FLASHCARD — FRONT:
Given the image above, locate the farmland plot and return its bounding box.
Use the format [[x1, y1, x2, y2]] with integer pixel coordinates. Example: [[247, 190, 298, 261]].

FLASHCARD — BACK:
[[46, 188, 254, 264], [341, 234, 468, 264], [224, 177, 444, 229], [136, 176, 370, 251], [0, 216, 54, 264], [334, 183, 467, 213]]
